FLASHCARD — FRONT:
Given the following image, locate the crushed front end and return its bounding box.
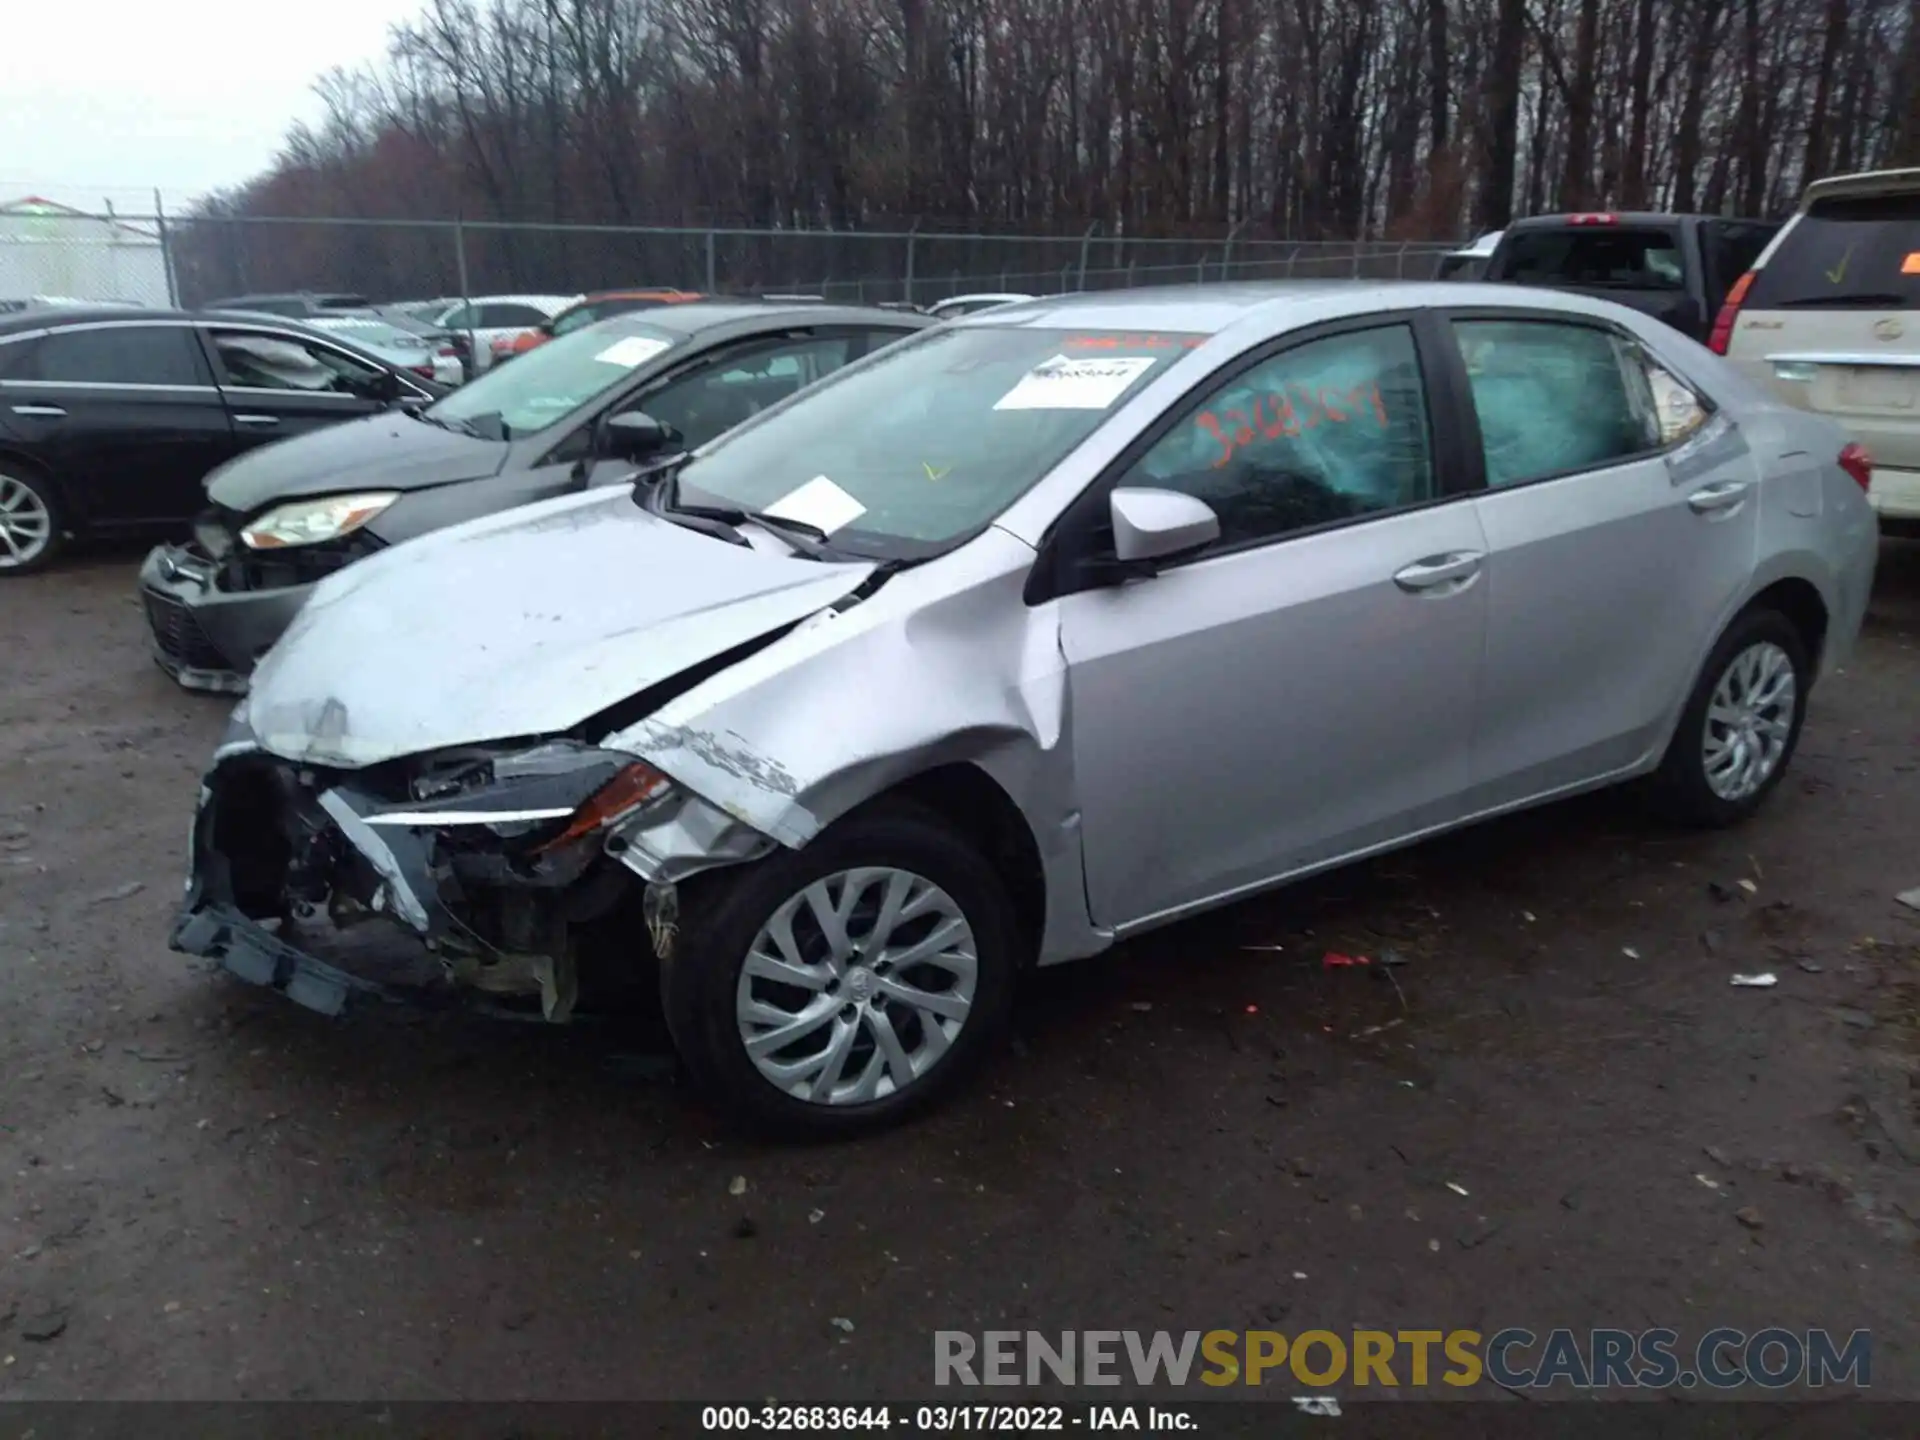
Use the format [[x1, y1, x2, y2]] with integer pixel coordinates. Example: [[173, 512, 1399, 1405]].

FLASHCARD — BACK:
[[139, 509, 387, 694], [172, 715, 772, 1020]]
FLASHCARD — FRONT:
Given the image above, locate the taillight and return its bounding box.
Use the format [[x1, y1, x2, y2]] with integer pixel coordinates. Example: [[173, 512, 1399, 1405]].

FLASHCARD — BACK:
[[1567, 212, 1619, 225], [410, 363, 435, 380], [1708, 271, 1756, 355], [1839, 442, 1873, 492], [436, 344, 457, 357]]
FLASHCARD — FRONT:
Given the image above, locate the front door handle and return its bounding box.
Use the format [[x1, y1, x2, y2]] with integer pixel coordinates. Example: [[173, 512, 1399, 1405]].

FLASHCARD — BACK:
[[1393, 550, 1485, 593], [1686, 480, 1750, 514], [232, 414, 280, 427], [10, 404, 65, 418]]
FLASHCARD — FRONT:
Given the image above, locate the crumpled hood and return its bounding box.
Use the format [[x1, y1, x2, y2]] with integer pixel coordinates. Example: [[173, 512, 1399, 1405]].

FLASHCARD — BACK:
[[244, 488, 873, 767], [206, 409, 511, 514]]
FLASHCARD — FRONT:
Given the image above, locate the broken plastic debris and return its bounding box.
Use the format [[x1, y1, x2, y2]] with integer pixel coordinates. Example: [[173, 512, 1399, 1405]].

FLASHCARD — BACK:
[[1292, 1271, 1308, 1280], [1445, 1181, 1470, 1197], [1737, 878, 1758, 895], [1242, 943, 1287, 952], [1694, 1173, 1721, 1190], [1730, 973, 1779, 988], [1521, 911, 1536, 923], [1291, 1397, 1341, 1416], [1896, 887, 1920, 912], [728, 1175, 747, 1197], [1322, 952, 1370, 969], [808, 1209, 825, 1225], [1621, 947, 1641, 960], [830, 1316, 855, 1333], [1130, 1001, 1153, 1012]]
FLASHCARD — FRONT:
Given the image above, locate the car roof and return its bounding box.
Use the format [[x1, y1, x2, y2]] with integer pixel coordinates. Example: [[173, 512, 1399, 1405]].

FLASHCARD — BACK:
[[945, 282, 1373, 336], [1800, 165, 1920, 204], [945, 279, 1687, 337], [453, 294, 579, 306], [601, 299, 935, 339], [580, 289, 702, 303], [1502, 211, 1773, 231]]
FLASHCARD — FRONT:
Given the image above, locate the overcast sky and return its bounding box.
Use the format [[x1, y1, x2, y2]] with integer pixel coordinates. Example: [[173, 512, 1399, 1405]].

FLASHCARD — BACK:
[[2, 0, 415, 214]]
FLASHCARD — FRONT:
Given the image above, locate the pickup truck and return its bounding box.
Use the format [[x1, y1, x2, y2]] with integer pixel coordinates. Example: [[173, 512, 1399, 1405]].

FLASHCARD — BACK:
[[1479, 212, 1778, 344]]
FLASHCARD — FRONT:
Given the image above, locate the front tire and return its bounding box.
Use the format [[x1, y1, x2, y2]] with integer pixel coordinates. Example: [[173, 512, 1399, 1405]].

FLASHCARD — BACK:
[[0, 467, 64, 576], [1652, 608, 1809, 827], [660, 802, 1019, 1138]]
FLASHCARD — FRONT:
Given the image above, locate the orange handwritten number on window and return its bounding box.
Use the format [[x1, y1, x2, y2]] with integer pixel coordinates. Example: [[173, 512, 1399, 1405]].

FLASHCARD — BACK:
[[1197, 412, 1234, 468], [1198, 380, 1388, 467]]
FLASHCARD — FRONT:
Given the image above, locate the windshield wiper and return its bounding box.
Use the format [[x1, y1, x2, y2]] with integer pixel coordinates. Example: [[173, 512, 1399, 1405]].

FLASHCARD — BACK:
[[415, 409, 496, 439], [1775, 292, 1910, 308], [656, 470, 837, 557]]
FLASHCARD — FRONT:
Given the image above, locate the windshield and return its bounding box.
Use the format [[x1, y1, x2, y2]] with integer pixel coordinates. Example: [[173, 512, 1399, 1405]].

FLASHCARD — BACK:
[[1746, 193, 1920, 310], [1492, 228, 1685, 290], [673, 325, 1199, 558], [427, 321, 679, 437]]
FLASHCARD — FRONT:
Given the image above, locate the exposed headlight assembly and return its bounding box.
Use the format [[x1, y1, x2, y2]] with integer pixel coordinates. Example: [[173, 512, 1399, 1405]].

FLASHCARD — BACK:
[[361, 744, 673, 847], [240, 492, 400, 549]]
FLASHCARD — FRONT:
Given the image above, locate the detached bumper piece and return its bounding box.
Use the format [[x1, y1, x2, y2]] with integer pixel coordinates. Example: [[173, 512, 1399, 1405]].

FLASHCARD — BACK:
[[172, 904, 380, 1017]]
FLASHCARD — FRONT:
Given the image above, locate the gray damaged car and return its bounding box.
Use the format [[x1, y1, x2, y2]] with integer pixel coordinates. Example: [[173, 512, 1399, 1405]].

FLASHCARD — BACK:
[[172, 282, 1878, 1135]]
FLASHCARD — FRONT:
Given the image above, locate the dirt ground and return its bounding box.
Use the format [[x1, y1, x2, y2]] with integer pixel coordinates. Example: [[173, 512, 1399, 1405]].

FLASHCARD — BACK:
[[2, 539, 1918, 1405]]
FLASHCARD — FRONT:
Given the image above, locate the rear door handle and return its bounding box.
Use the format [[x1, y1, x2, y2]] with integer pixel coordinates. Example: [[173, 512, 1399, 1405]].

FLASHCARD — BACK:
[[232, 414, 280, 427], [1393, 551, 1484, 593], [10, 404, 65, 417], [1687, 480, 1750, 514]]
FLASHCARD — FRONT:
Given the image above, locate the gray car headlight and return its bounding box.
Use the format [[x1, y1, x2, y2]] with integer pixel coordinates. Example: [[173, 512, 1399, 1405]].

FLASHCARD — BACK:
[[240, 492, 400, 550]]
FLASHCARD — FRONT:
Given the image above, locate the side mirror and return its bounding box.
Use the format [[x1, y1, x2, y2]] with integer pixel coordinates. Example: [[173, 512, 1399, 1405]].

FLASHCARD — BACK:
[[597, 410, 676, 462], [1109, 487, 1220, 566]]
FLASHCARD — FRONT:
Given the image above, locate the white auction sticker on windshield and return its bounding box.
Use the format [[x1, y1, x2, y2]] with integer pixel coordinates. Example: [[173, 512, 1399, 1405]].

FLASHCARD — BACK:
[[994, 354, 1157, 411], [763, 475, 867, 535], [594, 335, 671, 367]]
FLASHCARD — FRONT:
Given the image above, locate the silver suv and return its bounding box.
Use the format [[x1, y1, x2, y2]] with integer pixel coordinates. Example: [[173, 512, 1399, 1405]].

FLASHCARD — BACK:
[[1718, 166, 1920, 532]]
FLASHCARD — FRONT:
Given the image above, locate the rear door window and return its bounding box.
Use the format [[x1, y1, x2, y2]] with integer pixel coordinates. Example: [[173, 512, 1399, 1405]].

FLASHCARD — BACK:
[[1492, 228, 1685, 290], [1745, 193, 1920, 311], [24, 325, 209, 386], [1449, 319, 1663, 487]]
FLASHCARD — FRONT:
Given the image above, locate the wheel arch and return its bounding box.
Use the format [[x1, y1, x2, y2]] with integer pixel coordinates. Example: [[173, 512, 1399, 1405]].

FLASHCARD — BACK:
[[879, 761, 1050, 966], [1649, 564, 1832, 772]]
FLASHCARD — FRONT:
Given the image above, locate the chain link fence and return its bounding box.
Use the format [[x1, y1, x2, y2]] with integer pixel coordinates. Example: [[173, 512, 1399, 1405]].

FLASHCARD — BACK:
[[2, 209, 1464, 310]]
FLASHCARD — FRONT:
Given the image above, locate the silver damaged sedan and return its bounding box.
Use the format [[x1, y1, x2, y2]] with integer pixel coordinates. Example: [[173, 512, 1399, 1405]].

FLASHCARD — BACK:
[[173, 282, 1879, 1135]]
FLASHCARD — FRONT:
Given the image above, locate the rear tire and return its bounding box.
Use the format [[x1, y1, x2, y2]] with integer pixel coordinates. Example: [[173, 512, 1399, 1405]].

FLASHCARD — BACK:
[[659, 801, 1019, 1138], [1650, 608, 1809, 827], [0, 466, 64, 576]]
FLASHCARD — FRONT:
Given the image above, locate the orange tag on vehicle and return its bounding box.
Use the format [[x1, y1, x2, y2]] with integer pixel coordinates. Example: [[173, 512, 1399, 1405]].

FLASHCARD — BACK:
[[1901, 252, 1920, 274]]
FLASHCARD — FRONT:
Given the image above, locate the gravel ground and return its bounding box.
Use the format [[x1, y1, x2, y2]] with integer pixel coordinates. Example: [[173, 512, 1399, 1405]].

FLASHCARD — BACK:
[[1, 540, 1917, 1403]]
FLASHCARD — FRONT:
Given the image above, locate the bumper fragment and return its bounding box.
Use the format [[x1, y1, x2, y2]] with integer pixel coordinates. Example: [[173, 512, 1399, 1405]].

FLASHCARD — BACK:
[[138, 544, 314, 694], [172, 904, 381, 1016]]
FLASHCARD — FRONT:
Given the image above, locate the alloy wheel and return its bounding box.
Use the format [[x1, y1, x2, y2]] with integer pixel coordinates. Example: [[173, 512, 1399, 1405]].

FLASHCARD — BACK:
[[1701, 640, 1797, 802], [735, 866, 978, 1106], [0, 476, 52, 569]]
